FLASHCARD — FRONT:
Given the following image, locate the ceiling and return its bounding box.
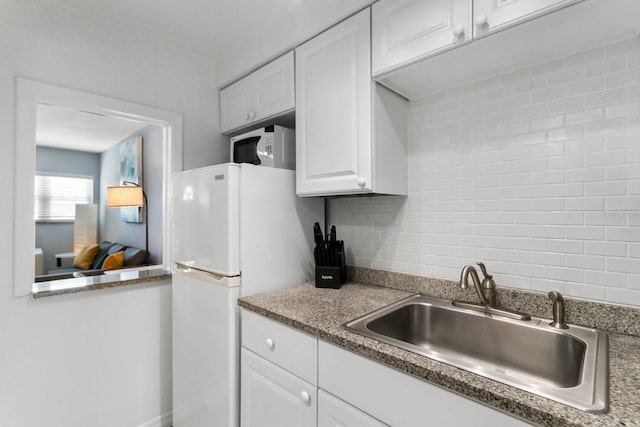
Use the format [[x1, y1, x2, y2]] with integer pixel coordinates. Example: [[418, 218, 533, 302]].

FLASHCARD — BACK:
[[36, 104, 148, 152]]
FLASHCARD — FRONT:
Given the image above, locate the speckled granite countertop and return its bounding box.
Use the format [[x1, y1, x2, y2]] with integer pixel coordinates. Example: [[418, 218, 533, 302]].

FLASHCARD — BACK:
[[32, 268, 171, 298], [238, 282, 640, 427]]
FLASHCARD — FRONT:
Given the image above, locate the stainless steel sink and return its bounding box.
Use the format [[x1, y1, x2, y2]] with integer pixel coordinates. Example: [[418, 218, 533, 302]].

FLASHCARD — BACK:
[[345, 294, 608, 413]]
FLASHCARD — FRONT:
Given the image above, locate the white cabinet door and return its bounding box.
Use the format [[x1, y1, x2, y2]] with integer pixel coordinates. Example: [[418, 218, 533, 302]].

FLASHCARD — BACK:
[[241, 348, 317, 427], [252, 51, 295, 124], [372, 0, 471, 76], [319, 341, 529, 427], [318, 390, 388, 427], [220, 78, 252, 133], [220, 51, 294, 134], [473, 0, 582, 37], [296, 8, 373, 196]]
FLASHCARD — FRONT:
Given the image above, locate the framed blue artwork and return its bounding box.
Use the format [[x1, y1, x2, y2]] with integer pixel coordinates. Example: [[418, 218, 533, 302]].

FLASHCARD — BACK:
[[119, 135, 143, 223]]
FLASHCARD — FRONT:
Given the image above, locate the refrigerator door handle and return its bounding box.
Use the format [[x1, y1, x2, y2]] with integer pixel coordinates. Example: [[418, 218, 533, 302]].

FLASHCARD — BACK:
[[174, 262, 240, 288]]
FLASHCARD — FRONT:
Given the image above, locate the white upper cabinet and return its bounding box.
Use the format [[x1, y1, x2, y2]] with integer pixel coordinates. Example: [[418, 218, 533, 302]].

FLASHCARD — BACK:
[[473, 0, 581, 37], [373, 0, 638, 99], [372, 0, 472, 76], [220, 51, 294, 134], [296, 8, 408, 197]]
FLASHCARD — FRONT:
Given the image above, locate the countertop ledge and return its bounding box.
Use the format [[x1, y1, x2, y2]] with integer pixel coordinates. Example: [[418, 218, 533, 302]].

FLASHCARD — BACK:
[[238, 282, 640, 427], [32, 268, 171, 298]]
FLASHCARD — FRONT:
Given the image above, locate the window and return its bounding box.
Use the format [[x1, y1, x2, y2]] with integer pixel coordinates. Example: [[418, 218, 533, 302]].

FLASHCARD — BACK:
[[34, 173, 94, 222]]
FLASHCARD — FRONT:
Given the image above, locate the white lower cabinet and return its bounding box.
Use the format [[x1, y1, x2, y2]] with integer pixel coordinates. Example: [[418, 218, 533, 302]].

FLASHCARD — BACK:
[[240, 310, 528, 427], [241, 348, 317, 427], [318, 341, 529, 427], [318, 390, 388, 427]]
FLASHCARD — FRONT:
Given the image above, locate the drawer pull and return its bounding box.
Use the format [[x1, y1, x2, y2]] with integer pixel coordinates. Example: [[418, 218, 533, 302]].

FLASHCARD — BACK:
[[475, 14, 488, 28], [265, 338, 275, 351], [300, 390, 311, 404]]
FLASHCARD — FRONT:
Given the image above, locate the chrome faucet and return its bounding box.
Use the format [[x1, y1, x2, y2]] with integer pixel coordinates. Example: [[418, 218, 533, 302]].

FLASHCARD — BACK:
[[459, 262, 496, 307], [454, 262, 531, 321], [548, 291, 569, 329]]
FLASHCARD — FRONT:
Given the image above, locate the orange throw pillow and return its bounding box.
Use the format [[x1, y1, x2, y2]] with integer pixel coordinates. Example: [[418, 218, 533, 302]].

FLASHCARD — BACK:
[[73, 244, 100, 269], [102, 251, 125, 270]]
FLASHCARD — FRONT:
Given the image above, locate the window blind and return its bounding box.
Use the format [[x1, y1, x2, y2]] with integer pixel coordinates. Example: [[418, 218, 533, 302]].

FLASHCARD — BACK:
[[34, 173, 94, 221]]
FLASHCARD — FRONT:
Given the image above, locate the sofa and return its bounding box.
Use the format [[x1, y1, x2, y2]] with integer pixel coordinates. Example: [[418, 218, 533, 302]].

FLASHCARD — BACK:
[[35, 241, 149, 282]]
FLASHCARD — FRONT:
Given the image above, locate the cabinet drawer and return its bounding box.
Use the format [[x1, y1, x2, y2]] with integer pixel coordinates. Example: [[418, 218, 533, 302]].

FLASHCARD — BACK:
[[242, 310, 318, 385]]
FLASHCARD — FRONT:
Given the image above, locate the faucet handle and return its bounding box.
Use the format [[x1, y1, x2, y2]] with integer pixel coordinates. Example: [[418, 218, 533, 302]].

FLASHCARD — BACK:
[[476, 262, 492, 279]]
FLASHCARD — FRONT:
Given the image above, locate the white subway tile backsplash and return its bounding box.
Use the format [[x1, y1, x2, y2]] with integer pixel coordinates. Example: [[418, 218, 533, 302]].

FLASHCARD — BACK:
[[333, 37, 640, 306], [585, 181, 626, 196], [531, 170, 564, 184], [584, 56, 627, 78], [605, 69, 640, 89], [548, 239, 584, 254], [547, 154, 584, 170], [565, 197, 604, 211], [606, 102, 639, 119], [546, 212, 584, 225], [585, 212, 626, 226], [548, 68, 583, 87], [607, 257, 640, 274], [604, 37, 640, 58], [565, 109, 604, 126], [585, 241, 627, 256], [566, 254, 605, 270], [530, 225, 565, 239], [565, 167, 604, 182], [565, 137, 604, 154], [548, 97, 584, 115], [565, 226, 604, 240], [606, 165, 640, 180], [565, 283, 607, 301], [531, 115, 563, 132], [565, 47, 604, 68], [607, 227, 640, 242], [605, 288, 640, 306], [584, 88, 627, 108], [548, 266, 584, 283], [586, 270, 628, 287], [584, 151, 626, 167], [605, 196, 640, 211]]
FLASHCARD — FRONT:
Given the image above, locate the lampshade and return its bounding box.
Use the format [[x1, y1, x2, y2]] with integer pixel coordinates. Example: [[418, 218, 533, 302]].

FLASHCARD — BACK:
[[107, 186, 144, 207]]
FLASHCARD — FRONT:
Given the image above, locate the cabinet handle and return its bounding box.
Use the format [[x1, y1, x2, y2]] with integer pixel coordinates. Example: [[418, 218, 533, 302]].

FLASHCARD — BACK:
[[475, 15, 488, 28], [300, 390, 311, 404], [357, 177, 366, 187], [244, 113, 250, 121], [265, 338, 275, 351], [452, 25, 465, 38]]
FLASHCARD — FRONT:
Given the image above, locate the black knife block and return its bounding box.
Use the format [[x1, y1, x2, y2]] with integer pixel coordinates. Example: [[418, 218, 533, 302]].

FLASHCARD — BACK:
[[314, 240, 346, 289]]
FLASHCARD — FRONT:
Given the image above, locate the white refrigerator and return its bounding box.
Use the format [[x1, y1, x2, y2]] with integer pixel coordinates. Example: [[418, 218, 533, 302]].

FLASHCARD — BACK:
[[171, 163, 323, 427]]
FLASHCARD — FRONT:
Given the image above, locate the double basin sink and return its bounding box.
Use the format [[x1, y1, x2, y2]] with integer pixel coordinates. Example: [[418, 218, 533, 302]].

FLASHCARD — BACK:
[[345, 294, 608, 413]]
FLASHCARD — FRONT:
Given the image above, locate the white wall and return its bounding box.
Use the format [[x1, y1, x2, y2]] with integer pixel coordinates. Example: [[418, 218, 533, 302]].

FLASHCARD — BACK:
[[0, 0, 224, 425], [331, 36, 640, 307]]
